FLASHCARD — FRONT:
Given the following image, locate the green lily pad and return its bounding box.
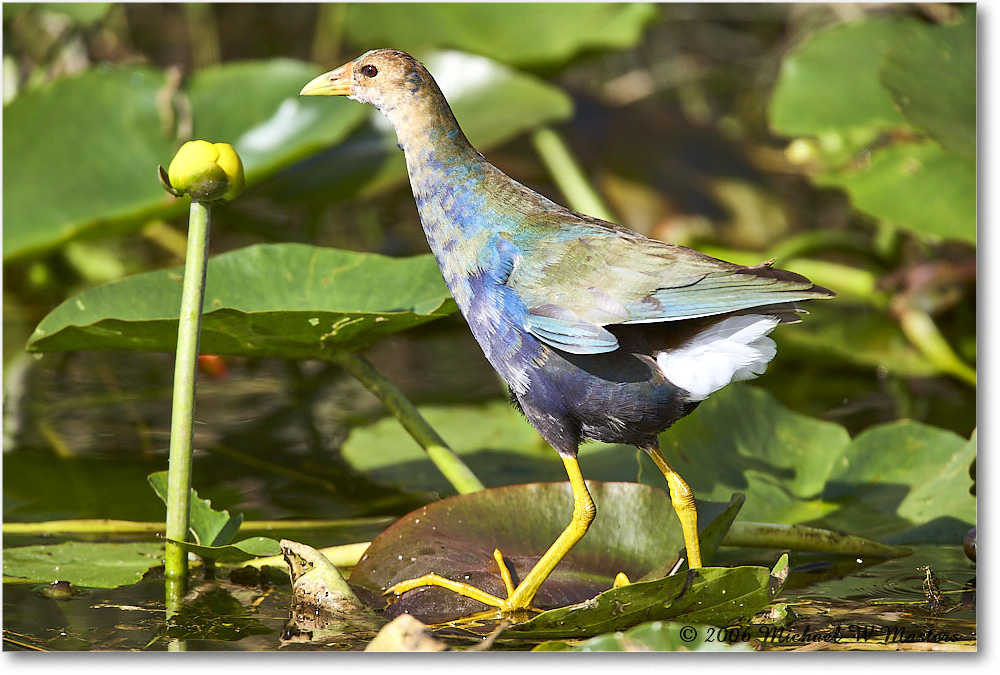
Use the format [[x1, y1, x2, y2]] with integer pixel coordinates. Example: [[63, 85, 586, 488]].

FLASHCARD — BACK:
[[26, 244, 457, 358], [3, 66, 175, 261], [186, 59, 368, 183], [509, 558, 784, 638], [880, 9, 976, 159], [769, 15, 976, 243], [815, 141, 976, 243], [532, 619, 752, 651], [770, 18, 915, 150], [820, 425, 977, 543], [349, 482, 743, 624], [3, 61, 367, 261], [343, 3, 657, 67], [651, 385, 976, 543], [2, 541, 164, 588]]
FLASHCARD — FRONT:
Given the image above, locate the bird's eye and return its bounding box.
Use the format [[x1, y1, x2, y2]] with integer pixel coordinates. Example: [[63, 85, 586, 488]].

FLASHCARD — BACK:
[[360, 64, 378, 78]]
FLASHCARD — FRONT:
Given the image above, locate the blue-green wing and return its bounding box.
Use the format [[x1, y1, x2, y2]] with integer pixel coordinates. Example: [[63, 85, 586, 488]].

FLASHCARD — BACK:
[[506, 229, 831, 354]]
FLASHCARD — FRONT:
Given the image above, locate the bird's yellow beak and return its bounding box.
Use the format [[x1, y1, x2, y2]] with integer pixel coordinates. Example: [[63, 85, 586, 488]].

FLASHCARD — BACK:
[[299, 61, 354, 96]]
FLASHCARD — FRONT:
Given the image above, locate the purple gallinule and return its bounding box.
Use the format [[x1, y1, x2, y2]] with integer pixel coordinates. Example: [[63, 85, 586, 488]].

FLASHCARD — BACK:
[[301, 50, 833, 616]]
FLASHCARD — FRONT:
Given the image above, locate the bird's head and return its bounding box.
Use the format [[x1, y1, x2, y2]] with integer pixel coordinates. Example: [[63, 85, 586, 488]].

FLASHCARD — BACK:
[[300, 49, 434, 114]]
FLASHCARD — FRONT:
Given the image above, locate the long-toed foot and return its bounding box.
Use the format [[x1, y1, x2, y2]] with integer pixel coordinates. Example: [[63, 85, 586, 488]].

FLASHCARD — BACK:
[[385, 456, 595, 620], [385, 548, 543, 618]]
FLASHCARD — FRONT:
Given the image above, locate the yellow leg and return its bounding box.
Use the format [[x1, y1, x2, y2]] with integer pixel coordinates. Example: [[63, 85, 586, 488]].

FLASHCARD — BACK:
[[386, 456, 596, 613], [645, 444, 702, 569]]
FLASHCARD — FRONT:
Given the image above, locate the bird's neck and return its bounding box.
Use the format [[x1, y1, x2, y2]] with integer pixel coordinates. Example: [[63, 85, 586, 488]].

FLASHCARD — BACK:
[[381, 91, 524, 289]]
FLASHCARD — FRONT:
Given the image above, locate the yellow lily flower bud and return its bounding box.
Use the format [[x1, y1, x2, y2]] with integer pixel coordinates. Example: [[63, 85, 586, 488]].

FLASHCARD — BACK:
[[162, 140, 245, 202]]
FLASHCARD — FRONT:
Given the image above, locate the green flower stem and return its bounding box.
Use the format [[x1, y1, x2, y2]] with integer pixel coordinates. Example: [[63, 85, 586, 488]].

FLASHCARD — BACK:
[[326, 350, 485, 494], [723, 522, 910, 557], [898, 308, 977, 387], [531, 126, 616, 222], [164, 200, 212, 590]]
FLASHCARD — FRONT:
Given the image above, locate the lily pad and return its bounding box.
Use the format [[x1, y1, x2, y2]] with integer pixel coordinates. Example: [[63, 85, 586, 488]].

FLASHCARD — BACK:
[[186, 59, 368, 183], [3, 66, 174, 261], [770, 18, 915, 149], [2, 541, 164, 588], [508, 559, 784, 638], [343, 3, 657, 67], [880, 9, 976, 158], [26, 243, 457, 358], [769, 15, 977, 243], [651, 385, 976, 543], [349, 482, 744, 624], [3, 61, 366, 261], [814, 141, 976, 243]]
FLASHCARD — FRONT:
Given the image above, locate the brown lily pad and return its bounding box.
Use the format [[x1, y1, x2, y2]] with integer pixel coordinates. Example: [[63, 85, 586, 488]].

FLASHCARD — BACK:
[[349, 481, 742, 623]]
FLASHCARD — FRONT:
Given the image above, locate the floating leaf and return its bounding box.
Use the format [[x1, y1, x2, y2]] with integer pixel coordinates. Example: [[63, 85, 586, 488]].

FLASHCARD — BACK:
[[343, 3, 657, 67], [27, 244, 457, 358], [3, 66, 175, 261], [2, 541, 163, 588], [186, 59, 368, 182], [770, 19, 914, 146], [815, 141, 976, 243], [880, 9, 976, 158], [769, 15, 977, 242], [821, 424, 977, 543], [2, 61, 366, 261], [509, 561, 782, 638], [349, 482, 743, 624], [654, 385, 976, 543]]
